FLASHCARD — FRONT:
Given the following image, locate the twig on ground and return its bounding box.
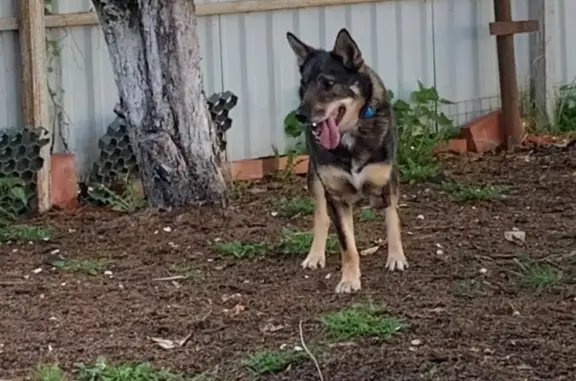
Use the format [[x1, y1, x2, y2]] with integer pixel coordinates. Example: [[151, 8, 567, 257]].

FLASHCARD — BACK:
[[299, 319, 324, 381]]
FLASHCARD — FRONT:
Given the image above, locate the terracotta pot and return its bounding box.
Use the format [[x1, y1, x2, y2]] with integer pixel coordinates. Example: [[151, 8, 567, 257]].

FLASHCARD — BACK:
[[460, 110, 504, 152], [433, 138, 468, 154], [274, 155, 309, 174], [230, 159, 264, 181], [50, 153, 78, 210]]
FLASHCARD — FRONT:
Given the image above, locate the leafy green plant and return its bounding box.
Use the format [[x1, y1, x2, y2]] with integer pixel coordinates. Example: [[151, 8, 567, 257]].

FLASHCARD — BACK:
[[390, 81, 457, 183], [88, 175, 145, 213], [0, 177, 30, 226], [554, 83, 576, 133], [270, 145, 306, 180], [283, 110, 307, 154]]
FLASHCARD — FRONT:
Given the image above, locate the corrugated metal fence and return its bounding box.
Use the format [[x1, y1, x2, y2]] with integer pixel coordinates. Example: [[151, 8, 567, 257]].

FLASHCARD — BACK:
[[1, 0, 575, 179]]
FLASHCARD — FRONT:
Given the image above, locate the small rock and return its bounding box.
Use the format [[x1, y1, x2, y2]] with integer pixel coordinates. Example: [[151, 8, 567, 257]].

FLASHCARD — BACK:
[[163, 227, 172, 232], [411, 339, 422, 346], [436, 249, 444, 255], [270, 211, 278, 217], [325, 273, 331, 279], [280, 343, 289, 350], [50, 249, 60, 255], [60, 282, 66, 286], [104, 270, 113, 276], [479, 268, 488, 274], [32, 267, 42, 274], [417, 214, 425, 220], [294, 345, 303, 352]]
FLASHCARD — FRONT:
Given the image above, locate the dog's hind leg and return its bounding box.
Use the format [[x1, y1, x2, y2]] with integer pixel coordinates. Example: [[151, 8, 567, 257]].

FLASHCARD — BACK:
[[383, 170, 408, 271], [302, 173, 330, 270], [327, 197, 361, 293]]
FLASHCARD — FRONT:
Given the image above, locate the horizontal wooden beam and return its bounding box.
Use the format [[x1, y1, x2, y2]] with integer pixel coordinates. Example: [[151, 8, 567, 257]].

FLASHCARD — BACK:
[[489, 20, 539, 36], [0, 0, 398, 32]]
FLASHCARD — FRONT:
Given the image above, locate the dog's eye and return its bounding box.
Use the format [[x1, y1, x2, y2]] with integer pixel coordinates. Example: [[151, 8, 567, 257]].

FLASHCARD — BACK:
[[322, 79, 335, 89]]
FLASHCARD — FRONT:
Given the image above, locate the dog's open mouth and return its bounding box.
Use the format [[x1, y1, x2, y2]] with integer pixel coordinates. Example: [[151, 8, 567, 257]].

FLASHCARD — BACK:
[[313, 106, 345, 150]]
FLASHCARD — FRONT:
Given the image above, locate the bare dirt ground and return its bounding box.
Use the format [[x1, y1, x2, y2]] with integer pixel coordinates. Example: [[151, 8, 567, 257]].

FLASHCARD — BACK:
[[1, 144, 575, 381]]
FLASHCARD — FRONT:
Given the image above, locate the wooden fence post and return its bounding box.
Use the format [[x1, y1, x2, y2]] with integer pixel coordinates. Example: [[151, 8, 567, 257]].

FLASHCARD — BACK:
[[19, 0, 51, 213]]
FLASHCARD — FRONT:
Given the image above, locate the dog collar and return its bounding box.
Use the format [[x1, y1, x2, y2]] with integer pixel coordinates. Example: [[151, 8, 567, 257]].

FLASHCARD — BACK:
[[360, 104, 375, 119]]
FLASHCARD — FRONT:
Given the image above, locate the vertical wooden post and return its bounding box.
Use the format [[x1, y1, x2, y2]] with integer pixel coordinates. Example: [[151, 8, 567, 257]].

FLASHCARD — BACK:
[[19, 0, 51, 213], [493, 0, 523, 149]]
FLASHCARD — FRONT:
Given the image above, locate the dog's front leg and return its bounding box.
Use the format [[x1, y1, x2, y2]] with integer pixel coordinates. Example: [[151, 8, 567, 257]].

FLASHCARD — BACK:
[[383, 173, 408, 271], [302, 174, 330, 269], [327, 196, 361, 293]]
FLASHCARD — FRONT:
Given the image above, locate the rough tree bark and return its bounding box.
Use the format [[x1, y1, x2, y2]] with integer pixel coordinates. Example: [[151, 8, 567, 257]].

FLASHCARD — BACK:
[[91, 0, 228, 209]]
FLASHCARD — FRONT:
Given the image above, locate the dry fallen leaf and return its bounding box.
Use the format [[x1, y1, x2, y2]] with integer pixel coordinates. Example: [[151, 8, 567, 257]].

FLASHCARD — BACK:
[[149, 332, 193, 350], [360, 246, 380, 256], [504, 230, 526, 246], [261, 322, 285, 333]]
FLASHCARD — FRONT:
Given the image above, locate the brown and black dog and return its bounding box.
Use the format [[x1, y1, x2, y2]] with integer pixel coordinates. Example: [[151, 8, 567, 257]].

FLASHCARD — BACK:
[[286, 28, 408, 293]]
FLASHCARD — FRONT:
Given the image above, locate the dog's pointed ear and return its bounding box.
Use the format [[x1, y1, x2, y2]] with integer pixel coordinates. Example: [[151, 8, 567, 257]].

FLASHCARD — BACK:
[[286, 32, 314, 66], [332, 28, 363, 69]]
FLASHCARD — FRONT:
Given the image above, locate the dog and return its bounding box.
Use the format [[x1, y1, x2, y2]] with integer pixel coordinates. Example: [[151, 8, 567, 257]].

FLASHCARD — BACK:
[[285, 28, 408, 293]]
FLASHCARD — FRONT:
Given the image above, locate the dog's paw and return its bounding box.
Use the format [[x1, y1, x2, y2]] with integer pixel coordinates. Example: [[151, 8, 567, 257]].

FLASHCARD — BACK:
[[335, 277, 361, 294], [301, 252, 326, 270], [385, 255, 408, 271]]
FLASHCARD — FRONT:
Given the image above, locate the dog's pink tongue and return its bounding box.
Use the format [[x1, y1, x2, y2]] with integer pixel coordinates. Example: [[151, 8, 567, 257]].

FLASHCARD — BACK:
[[318, 117, 340, 150]]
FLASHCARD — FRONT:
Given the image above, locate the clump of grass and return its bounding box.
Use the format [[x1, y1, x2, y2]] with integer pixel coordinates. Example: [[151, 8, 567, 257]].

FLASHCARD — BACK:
[[244, 349, 308, 375], [76, 357, 189, 381], [0, 224, 51, 242], [515, 255, 564, 292], [213, 240, 268, 259], [358, 208, 378, 221], [51, 258, 109, 276], [35, 358, 197, 381], [277, 229, 339, 255], [441, 182, 507, 202], [275, 196, 314, 217], [454, 279, 481, 299], [321, 302, 406, 340], [87, 175, 145, 213], [35, 363, 66, 381], [168, 264, 204, 281]]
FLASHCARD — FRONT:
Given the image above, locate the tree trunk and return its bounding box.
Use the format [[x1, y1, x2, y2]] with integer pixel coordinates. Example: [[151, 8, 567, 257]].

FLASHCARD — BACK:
[[91, 0, 228, 209]]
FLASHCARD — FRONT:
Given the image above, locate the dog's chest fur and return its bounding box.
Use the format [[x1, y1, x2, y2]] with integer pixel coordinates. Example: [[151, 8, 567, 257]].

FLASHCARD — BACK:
[[313, 130, 392, 204]]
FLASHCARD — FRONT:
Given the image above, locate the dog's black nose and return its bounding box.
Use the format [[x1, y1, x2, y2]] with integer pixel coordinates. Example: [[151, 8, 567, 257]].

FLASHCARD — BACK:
[[295, 107, 310, 124]]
